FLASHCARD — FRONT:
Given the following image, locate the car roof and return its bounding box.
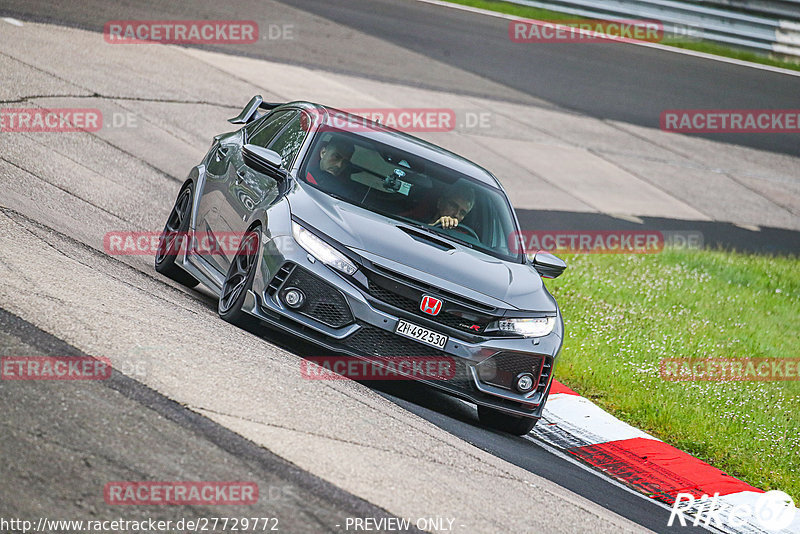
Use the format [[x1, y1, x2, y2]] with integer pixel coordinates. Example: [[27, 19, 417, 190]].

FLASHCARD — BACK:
[[276, 101, 503, 189]]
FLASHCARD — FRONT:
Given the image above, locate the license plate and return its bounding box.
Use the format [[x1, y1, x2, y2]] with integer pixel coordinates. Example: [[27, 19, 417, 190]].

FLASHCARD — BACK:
[[394, 319, 448, 350]]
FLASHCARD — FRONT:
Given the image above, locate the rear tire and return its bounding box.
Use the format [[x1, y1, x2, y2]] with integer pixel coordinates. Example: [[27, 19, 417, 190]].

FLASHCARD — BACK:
[[218, 227, 261, 327], [477, 405, 537, 435], [155, 184, 199, 288]]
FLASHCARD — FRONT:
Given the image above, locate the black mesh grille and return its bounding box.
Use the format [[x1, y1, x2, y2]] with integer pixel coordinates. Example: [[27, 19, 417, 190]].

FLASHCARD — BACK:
[[365, 271, 494, 334], [277, 266, 353, 328], [495, 352, 544, 375], [447, 355, 474, 390], [476, 352, 544, 391], [367, 282, 414, 313], [345, 324, 444, 358], [343, 325, 472, 387], [371, 264, 495, 312]]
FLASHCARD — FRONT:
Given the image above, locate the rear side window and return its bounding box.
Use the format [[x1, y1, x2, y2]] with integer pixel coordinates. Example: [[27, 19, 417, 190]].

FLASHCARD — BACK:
[[246, 110, 297, 148], [268, 111, 311, 168]]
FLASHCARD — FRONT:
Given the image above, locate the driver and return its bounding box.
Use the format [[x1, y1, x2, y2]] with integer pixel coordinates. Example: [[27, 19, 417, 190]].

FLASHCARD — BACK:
[[430, 182, 475, 230]]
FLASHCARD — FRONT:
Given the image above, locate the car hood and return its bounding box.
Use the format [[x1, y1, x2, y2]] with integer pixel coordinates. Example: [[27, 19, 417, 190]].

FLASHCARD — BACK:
[[288, 184, 557, 312]]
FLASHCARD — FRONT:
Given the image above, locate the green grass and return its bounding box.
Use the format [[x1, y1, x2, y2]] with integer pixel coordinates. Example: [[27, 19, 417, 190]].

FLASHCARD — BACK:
[[445, 0, 800, 72], [545, 249, 800, 502]]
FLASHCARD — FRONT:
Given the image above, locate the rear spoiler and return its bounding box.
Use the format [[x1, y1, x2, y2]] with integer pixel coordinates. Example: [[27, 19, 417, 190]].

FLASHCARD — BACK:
[[228, 95, 285, 124]]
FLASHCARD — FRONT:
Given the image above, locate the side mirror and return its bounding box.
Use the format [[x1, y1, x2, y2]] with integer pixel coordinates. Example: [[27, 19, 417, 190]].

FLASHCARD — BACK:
[[242, 144, 288, 181], [228, 95, 263, 124], [530, 251, 566, 279]]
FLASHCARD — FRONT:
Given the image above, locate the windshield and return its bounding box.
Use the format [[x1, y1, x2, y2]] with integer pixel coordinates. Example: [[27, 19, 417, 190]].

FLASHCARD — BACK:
[[299, 128, 523, 263]]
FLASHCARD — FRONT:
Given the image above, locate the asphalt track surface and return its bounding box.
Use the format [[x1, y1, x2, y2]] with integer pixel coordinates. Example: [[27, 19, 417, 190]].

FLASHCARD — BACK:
[[0, 0, 797, 533], [0, 308, 417, 533], [2, 0, 800, 157]]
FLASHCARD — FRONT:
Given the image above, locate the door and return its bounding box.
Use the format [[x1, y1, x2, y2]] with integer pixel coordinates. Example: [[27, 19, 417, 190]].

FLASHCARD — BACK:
[[203, 109, 296, 272], [215, 109, 308, 272]]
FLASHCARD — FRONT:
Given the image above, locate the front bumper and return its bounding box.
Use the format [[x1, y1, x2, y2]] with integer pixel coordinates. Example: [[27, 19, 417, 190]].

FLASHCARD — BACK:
[[246, 233, 562, 419]]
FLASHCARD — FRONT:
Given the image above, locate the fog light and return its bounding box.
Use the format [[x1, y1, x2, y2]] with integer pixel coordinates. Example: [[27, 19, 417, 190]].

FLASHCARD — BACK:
[[283, 288, 305, 309], [515, 372, 535, 393]]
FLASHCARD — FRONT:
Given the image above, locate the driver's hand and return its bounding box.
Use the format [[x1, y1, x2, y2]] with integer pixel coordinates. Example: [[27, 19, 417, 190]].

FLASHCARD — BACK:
[[433, 216, 459, 229]]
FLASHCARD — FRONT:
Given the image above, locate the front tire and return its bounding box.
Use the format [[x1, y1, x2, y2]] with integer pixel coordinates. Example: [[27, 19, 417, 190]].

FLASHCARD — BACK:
[[218, 227, 261, 326], [155, 184, 199, 288], [477, 405, 537, 435]]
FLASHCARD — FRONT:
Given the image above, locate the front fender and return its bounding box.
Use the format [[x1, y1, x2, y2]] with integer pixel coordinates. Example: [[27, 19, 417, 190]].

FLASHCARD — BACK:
[[187, 164, 204, 232], [249, 197, 293, 297]]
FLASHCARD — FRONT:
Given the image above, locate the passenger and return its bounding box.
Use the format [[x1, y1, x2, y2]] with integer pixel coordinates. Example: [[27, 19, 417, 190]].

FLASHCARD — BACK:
[[305, 138, 372, 203]]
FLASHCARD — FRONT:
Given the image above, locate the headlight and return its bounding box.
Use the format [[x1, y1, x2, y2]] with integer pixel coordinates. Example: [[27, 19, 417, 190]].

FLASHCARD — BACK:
[[497, 317, 556, 337], [292, 222, 357, 275]]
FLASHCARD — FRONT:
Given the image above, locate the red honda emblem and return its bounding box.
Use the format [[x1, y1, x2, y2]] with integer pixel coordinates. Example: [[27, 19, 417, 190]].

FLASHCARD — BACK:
[[420, 295, 442, 316]]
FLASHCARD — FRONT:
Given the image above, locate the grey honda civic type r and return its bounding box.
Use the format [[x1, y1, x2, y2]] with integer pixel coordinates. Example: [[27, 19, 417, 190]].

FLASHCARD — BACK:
[[154, 96, 567, 435]]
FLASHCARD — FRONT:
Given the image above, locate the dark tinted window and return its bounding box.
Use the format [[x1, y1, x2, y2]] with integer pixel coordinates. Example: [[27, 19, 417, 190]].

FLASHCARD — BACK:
[[247, 110, 296, 148], [268, 112, 311, 168]]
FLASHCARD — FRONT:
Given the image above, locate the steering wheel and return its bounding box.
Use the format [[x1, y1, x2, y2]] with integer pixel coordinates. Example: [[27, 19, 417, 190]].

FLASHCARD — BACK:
[[432, 220, 479, 240]]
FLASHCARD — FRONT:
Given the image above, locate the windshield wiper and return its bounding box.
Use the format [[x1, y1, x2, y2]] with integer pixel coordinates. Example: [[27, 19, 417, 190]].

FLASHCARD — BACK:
[[433, 230, 476, 249], [395, 217, 476, 249], [394, 216, 440, 236]]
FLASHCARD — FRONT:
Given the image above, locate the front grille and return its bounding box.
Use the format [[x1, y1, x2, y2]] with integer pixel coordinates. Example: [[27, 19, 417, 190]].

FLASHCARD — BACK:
[[343, 325, 472, 388], [345, 324, 444, 359], [268, 263, 354, 328], [371, 264, 495, 312], [364, 270, 495, 334], [476, 352, 545, 391]]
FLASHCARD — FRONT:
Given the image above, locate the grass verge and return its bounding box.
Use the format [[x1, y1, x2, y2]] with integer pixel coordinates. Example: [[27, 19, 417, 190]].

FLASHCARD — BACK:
[[545, 249, 800, 502], [442, 0, 800, 72]]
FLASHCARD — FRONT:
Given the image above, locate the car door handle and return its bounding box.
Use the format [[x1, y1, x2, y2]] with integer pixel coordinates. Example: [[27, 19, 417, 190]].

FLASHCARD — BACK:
[[215, 145, 229, 161], [235, 170, 246, 184]]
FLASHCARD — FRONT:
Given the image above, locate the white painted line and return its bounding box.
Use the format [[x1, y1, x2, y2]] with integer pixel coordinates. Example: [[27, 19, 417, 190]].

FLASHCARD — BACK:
[[2, 17, 24, 27], [411, 0, 800, 78], [542, 393, 659, 445]]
